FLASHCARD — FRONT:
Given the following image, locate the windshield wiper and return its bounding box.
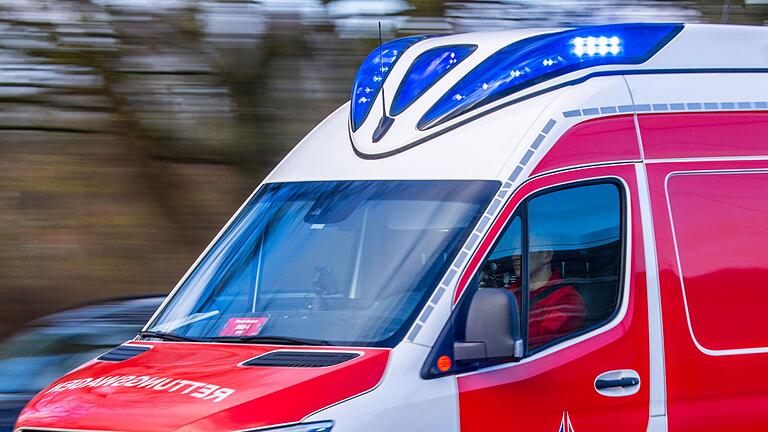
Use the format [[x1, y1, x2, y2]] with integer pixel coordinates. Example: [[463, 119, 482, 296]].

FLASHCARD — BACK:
[[211, 335, 333, 346], [148, 310, 220, 333], [137, 330, 205, 343]]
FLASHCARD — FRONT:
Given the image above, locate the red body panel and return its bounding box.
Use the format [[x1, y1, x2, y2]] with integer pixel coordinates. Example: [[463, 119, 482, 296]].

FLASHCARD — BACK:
[[639, 111, 768, 159], [667, 172, 768, 351], [648, 159, 768, 431], [531, 115, 641, 176], [16, 342, 388, 432], [642, 110, 768, 430], [457, 165, 650, 431]]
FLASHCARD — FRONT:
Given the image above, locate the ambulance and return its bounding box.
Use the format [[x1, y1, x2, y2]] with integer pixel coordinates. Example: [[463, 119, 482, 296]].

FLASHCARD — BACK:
[[15, 23, 768, 432]]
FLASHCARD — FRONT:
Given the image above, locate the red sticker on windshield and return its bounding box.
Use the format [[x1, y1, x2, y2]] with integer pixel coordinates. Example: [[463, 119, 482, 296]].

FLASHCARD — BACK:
[[219, 317, 269, 337]]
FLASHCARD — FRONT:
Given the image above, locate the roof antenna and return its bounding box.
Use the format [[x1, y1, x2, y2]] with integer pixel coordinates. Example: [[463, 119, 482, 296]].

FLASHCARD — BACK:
[[378, 22, 387, 117], [372, 21, 395, 143]]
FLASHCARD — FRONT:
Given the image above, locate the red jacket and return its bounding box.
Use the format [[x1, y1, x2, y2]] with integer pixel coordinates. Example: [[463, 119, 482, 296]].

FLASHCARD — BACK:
[[509, 270, 587, 348]]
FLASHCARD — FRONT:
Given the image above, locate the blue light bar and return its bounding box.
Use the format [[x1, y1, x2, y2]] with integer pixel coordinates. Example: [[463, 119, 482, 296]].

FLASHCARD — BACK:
[[418, 23, 683, 130], [350, 36, 426, 131], [390, 44, 477, 117]]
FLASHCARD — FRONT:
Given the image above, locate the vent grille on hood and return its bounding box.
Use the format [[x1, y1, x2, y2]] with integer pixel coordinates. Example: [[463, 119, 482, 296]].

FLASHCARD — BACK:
[[97, 344, 151, 362], [243, 351, 360, 368]]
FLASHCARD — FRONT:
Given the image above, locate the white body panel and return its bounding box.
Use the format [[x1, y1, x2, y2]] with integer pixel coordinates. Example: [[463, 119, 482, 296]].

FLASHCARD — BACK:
[[267, 73, 638, 184], [266, 90, 561, 182], [303, 343, 459, 432], [635, 164, 668, 425], [625, 73, 768, 132], [640, 24, 768, 70]]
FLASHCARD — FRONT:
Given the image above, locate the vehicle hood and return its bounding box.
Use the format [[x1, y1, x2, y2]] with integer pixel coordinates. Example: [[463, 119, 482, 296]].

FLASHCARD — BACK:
[[16, 341, 389, 432]]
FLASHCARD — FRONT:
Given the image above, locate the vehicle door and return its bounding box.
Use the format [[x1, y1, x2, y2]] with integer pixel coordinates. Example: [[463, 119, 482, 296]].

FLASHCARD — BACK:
[[455, 164, 650, 431]]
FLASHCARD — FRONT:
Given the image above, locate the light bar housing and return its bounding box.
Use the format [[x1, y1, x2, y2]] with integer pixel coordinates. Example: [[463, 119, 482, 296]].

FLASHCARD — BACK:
[[350, 36, 425, 131], [390, 44, 477, 117], [418, 23, 683, 130]]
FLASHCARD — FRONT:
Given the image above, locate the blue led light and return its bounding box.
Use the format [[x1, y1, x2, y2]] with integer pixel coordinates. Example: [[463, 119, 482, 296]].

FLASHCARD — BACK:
[[350, 36, 425, 131], [390, 44, 477, 117], [418, 23, 683, 130]]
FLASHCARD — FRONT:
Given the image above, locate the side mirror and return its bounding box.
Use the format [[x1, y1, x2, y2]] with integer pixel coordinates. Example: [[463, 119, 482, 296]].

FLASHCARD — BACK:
[[454, 288, 524, 363]]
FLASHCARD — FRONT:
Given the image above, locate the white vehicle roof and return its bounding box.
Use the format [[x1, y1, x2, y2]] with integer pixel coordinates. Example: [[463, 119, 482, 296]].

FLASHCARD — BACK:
[[266, 23, 768, 184]]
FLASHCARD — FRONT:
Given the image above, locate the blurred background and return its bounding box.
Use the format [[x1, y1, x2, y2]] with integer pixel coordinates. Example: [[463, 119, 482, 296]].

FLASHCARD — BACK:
[[0, 0, 766, 427]]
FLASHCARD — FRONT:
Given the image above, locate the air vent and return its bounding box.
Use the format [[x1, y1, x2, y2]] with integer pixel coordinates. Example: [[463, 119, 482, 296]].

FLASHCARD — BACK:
[[243, 351, 360, 368], [97, 344, 151, 362]]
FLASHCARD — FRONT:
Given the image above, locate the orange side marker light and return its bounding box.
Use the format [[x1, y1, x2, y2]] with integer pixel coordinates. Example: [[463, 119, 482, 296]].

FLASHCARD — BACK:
[[437, 355, 452, 372]]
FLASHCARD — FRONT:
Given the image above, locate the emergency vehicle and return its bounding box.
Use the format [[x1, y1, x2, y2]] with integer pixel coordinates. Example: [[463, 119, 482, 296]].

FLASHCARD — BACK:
[[15, 23, 768, 432]]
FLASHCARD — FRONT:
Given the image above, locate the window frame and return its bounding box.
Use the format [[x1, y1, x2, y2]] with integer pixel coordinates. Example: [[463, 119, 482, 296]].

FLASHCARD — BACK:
[[519, 178, 627, 355], [421, 177, 629, 378]]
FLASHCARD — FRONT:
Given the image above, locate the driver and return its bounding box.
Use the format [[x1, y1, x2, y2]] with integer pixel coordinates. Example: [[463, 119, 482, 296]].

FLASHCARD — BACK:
[[508, 235, 587, 348]]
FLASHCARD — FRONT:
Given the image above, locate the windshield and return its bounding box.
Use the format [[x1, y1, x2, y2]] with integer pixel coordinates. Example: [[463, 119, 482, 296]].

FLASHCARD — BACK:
[[147, 180, 497, 347]]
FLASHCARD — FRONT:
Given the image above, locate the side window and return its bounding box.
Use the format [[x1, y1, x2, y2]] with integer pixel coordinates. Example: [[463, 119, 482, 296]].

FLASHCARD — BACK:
[[478, 181, 623, 354], [479, 217, 522, 290]]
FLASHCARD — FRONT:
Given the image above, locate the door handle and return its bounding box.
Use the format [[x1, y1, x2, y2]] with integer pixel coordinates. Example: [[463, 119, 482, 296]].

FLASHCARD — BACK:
[[594, 369, 640, 397], [595, 377, 640, 390]]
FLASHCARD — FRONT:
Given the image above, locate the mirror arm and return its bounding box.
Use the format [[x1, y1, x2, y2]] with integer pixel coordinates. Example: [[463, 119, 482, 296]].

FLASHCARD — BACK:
[[454, 339, 524, 363], [454, 341, 486, 362], [513, 339, 524, 358]]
